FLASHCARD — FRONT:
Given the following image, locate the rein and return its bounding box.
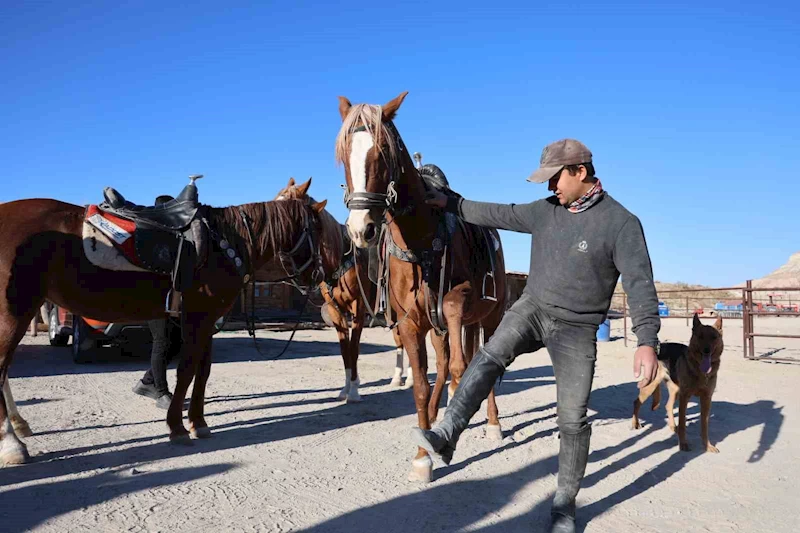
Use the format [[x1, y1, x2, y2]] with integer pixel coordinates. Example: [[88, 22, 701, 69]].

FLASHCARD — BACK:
[[237, 204, 322, 360]]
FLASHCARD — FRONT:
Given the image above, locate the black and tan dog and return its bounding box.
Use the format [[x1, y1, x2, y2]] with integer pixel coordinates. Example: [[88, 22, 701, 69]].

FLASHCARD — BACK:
[[632, 314, 723, 452]]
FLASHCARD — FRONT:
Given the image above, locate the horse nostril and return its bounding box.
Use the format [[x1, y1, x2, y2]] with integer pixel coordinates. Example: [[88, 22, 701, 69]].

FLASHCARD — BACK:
[[364, 223, 376, 241]]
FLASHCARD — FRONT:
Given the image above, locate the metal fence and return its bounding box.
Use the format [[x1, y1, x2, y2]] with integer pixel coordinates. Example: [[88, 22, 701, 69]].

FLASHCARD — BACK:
[[611, 280, 800, 363]]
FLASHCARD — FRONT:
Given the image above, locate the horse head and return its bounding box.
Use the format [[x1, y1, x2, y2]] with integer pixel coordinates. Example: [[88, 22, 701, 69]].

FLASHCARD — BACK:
[[335, 91, 420, 248]]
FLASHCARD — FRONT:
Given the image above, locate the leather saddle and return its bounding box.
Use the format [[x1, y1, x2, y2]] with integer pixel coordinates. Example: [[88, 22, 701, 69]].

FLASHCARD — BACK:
[[91, 175, 209, 314], [420, 164, 499, 300]]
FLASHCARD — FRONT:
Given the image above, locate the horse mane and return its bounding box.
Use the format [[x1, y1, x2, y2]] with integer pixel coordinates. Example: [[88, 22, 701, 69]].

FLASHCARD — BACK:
[[209, 199, 312, 264], [334, 103, 401, 174], [273, 185, 345, 274], [305, 196, 344, 272]]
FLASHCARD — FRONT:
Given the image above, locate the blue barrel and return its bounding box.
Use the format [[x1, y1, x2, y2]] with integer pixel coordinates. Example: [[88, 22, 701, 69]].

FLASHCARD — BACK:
[[597, 318, 611, 342]]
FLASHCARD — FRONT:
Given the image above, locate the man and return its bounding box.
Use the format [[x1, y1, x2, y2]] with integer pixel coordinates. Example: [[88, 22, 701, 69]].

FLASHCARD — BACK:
[[132, 194, 183, 410], [417, 139, 660, 533]]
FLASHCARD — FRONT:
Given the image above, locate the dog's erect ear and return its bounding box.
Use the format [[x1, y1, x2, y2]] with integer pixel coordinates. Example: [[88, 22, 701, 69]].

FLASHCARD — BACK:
[[713, 316, 723, 333], [693, 314, 702, 330]]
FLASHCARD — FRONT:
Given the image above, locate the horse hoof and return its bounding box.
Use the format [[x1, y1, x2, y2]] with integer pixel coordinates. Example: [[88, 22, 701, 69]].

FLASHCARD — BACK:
[[190, 426, 212, 439], [407, 456, 433, 483], [401, 379, 414, 390], [1, 443, 30, 465], [11, 417, 33, 438], [486, 424, 503, 441], [169, 433, 193, 446], [390, 377, 403, 387], [337, 388, 350, 401], [346, 393, 363, 404]]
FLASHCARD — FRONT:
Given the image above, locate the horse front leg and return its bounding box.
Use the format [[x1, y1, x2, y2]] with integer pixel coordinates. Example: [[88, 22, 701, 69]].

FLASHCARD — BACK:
[[188, 332, 214, 439], [345, 299, 364, 403], [167, 318, 205, 445], [400, 323, 434, 482]]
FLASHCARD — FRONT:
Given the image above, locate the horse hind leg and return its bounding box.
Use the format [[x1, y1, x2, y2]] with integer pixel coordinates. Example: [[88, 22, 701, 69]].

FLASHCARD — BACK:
[[345, 300, 364, 403], [0, 315, 37, 465], [4, 379, 33, 437], [477, 323, 503, 441], [427, 331, 450, 423]]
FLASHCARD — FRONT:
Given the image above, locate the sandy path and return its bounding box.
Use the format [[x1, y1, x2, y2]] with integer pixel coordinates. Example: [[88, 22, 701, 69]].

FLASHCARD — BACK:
[[2, 317, 798, 532]]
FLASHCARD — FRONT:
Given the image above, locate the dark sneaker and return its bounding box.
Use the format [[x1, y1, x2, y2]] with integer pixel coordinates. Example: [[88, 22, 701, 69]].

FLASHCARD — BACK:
[[155, 392, 174, 410], [132, 380, 161, 400]]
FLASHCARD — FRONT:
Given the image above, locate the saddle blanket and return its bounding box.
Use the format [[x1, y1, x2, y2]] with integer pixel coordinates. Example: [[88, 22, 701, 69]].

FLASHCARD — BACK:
[[82, 205, 148, 273]]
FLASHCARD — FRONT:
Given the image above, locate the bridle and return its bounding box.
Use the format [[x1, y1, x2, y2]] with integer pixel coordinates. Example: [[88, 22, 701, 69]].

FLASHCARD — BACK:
[[239, 203, 325, 292], [277, 221, 325, 288], [341, 122, 415, 219]]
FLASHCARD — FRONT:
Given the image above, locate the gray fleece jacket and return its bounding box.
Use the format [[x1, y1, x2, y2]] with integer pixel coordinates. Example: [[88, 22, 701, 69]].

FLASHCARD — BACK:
[[448, 192, 660, 347]]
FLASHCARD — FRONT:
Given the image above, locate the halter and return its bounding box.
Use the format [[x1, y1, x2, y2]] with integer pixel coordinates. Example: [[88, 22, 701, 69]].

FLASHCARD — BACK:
[[341, 123, 414, 217]]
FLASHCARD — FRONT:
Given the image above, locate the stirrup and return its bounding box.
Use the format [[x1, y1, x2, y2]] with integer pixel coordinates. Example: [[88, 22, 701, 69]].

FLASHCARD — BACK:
[[481, 271, 497, 302], [377, 281, 388, 313], [165, 289, 181, 317]]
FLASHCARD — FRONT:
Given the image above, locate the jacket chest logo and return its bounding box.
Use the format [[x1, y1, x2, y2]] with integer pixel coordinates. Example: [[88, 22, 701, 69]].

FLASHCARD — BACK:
[[577, 240, 588, 253]]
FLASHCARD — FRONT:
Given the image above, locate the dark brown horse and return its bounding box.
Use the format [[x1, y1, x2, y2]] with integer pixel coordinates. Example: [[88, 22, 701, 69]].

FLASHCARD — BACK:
[[0, 188, 330, 464], [273, 177, 418, 398], [335, 92, 508, 482]]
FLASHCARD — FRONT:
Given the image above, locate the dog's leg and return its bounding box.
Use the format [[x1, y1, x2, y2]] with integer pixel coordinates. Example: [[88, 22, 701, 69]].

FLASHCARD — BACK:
[[632, 369, 662, 429], [678, 392, 691, 451], [651, 381, 662, 411], [700, 393, 719, 453], [665, 379, 679, 432]]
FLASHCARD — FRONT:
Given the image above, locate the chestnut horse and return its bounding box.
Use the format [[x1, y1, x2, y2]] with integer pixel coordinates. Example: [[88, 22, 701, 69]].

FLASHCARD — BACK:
[[273, 177, 415, 398], [335, 92, 508, 482], [0, 189, 330, 464]]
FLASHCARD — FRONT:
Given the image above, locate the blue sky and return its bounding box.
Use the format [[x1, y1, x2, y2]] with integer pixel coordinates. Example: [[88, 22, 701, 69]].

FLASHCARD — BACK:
[[2, 1, 797, 286]]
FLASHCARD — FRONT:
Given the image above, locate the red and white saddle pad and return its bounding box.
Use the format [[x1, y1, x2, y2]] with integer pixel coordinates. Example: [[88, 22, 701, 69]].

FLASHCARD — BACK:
[[82, 205, 147, 272]]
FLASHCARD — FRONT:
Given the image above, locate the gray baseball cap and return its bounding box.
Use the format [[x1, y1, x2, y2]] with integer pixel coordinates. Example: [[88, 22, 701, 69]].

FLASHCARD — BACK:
[[527, 139, 593, 183]]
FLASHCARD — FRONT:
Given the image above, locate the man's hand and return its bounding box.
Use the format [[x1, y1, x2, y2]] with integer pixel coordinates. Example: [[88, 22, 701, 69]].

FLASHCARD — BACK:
[[424, 190, 448, 208], [633, 345, 658, 389]]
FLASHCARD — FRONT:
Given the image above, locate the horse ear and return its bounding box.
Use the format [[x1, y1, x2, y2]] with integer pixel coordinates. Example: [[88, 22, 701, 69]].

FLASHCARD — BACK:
[[338, 96, 352, 121], [287, 177, 295, 187], [296, 177, 312, 197], [382, 91, 408, 121], [311, 199, 327, 213]]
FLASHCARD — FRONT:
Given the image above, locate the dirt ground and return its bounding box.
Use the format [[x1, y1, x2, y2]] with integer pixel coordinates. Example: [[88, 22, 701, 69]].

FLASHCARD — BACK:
[[2, 316, 798, 532]]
